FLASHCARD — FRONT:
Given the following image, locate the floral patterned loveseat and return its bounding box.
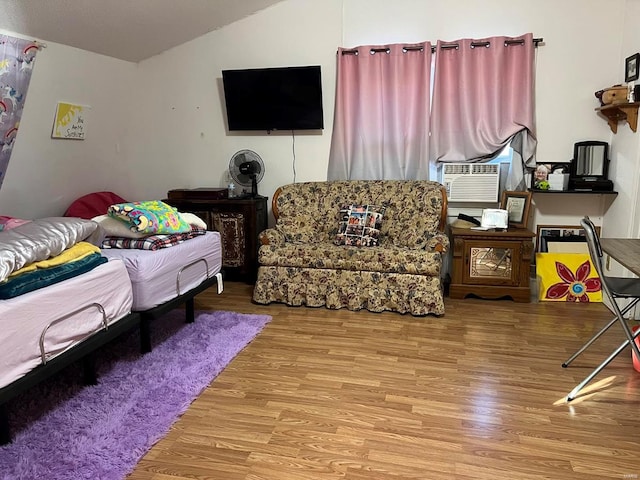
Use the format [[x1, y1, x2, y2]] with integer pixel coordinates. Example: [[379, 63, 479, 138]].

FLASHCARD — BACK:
[[252, 180, 449, 316]]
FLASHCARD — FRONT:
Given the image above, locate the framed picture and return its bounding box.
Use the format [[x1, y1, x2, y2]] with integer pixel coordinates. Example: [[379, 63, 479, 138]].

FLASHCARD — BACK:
[[536, 224, 601, 253], [51, 102, 90, 140], [530, 162, 570, 190], [500, 190, 532, 229], [626, 53, 640, 82]]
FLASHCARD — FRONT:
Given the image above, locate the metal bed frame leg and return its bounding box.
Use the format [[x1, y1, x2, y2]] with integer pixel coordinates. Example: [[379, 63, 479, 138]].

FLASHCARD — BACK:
[[82, 353, 98, 385], [137, 269, 220, 353], [186, 298, 195, 323], [140, 317, 152, 354], [0, 403, 10, 445]]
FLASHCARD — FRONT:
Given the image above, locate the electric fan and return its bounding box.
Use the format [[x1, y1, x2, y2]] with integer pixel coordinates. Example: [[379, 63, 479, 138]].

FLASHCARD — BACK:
[[228, 149, 265, 198]]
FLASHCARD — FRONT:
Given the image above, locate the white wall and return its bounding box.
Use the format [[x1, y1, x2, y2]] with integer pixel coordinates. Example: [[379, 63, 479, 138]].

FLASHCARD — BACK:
[[0, 34, 137, 218], [0, 0, 634, 231], [608, 0, 640, 240], [344, 0, 623, 163], [125, 0, 342, 206]]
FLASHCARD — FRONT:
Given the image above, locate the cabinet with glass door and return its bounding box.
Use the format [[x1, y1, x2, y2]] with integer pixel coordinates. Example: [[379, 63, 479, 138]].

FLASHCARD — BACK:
[[450, 227, 535, 303]]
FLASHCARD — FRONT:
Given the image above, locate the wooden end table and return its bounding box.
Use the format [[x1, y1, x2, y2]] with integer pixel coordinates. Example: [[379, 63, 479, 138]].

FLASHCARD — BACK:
[[449, 227, 535, 303]]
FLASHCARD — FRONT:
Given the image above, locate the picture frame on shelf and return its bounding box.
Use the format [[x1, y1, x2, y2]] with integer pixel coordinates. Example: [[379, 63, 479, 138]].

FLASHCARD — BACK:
[[530, 162, 570, 191], [500, 190, 532, 229], [536, 224, 601, 253], [626, 53, 640, 83], [532, 163, 551, 190]]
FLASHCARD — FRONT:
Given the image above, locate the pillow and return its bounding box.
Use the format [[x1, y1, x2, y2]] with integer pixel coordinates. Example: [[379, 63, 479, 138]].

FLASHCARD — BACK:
[[92, 215, 146, 239], [107, 200, 191, 235], [64, 191, 128, 219], [0, 216, 31, 231], [0, 217, 98, 283], [179, 212, 207, 229], [334, 204, 385, 247]]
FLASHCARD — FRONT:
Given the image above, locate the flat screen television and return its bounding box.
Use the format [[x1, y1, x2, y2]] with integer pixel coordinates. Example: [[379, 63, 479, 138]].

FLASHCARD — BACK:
[[222, 65, 324, 131]]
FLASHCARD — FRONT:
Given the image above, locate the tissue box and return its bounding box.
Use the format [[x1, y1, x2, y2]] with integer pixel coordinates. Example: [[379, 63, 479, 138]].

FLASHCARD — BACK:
[[548, 173, 569, 191]]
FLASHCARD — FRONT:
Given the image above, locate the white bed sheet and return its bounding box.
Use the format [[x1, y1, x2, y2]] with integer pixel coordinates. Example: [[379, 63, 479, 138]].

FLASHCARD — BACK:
[[0, 258, 133, 390], [101, 231, 222, 311]]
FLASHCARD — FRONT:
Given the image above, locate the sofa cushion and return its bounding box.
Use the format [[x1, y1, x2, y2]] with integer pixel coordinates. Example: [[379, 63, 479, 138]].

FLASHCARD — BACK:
[[278, 213, 318, 243], [273, 181, 445, 249], [258, 242, 441, 276], [334, 204, 384, 247]]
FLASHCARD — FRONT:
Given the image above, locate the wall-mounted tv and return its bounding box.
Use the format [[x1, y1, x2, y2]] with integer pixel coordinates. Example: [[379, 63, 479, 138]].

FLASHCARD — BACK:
[[222, 65, 324, 132]]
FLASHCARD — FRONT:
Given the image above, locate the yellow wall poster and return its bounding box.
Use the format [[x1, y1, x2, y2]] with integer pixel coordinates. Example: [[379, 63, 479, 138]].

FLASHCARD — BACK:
[[52, 102, 89, 139]]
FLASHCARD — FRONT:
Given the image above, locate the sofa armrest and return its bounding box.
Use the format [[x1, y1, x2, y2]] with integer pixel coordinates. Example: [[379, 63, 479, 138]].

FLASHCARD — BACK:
[[259, 228, 286, 246], [426, 231, 449, 253]]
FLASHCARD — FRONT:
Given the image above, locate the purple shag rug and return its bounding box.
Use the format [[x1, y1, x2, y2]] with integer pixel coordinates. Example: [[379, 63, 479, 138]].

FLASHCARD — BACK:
[[0, 309, 271, 480]]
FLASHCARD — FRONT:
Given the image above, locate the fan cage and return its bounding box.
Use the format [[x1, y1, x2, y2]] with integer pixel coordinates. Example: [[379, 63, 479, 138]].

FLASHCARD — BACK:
[[229, 150, 264, 197]]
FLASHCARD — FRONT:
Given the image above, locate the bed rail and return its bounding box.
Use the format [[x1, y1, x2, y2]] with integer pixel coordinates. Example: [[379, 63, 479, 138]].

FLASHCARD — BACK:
[[1, 310, 140, 445], [176, 258, 210, 296], [139, 270, 223, 354], [39, 302, 108, 364]]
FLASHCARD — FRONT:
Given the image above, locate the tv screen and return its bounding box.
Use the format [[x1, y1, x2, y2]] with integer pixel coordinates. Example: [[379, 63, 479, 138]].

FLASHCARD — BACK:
[[222, 65, 324, 131]]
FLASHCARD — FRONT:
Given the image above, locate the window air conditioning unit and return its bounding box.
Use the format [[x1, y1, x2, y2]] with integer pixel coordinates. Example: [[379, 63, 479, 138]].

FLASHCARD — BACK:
[[441, 163, 500, 202]]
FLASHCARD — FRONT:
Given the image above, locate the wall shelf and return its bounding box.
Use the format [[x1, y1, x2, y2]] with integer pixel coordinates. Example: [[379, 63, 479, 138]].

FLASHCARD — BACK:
[[530, 188, 617, 195], [596, 102, 639, 133]]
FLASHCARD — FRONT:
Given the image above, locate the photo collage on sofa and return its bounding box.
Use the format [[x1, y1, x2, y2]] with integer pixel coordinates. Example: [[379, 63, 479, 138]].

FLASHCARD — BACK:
[[335, 204, 384, 247]]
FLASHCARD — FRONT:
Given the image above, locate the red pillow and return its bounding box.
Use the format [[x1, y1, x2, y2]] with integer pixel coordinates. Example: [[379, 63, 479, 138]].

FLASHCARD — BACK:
[[64, 191, 128, 219]]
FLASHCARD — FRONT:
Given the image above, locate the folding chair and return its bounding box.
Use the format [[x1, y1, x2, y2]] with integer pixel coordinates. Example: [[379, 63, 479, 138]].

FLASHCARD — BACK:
[[562, 216, 640, 401]]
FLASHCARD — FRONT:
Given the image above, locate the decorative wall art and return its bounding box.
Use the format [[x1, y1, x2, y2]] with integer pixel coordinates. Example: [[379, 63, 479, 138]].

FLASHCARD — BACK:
[[536, 252, 602, 302], [626, 53, 640, 83], [52, 102, 89, 139]]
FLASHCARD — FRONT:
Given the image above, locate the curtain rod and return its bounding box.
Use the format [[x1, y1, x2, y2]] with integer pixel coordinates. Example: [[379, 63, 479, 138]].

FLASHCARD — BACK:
[[341, 37, 544, 55]]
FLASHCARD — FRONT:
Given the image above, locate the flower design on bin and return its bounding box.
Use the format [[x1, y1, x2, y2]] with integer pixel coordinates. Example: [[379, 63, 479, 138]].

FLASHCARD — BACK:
[[545, 260, 601, 302]]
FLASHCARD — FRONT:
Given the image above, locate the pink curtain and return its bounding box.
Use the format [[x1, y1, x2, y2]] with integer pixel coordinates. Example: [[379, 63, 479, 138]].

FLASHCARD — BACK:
[[0, 35, 40, 190], [327, 42, 432, 181], [431, 33, 536, 190]]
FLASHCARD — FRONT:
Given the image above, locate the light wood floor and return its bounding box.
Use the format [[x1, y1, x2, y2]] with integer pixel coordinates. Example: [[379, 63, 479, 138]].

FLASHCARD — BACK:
[[128, 282, 640, 480]]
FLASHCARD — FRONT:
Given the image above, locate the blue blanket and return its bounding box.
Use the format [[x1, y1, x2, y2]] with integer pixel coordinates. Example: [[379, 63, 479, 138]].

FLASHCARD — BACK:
[[0, 253, 107, 299]]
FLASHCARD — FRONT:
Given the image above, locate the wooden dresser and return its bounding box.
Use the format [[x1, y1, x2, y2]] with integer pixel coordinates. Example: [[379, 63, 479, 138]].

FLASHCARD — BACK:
[[166, 189, 267, 283]]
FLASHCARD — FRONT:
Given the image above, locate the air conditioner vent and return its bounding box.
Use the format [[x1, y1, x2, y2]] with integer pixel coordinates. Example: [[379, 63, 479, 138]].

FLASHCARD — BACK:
[[441, 163, 500, 202]]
